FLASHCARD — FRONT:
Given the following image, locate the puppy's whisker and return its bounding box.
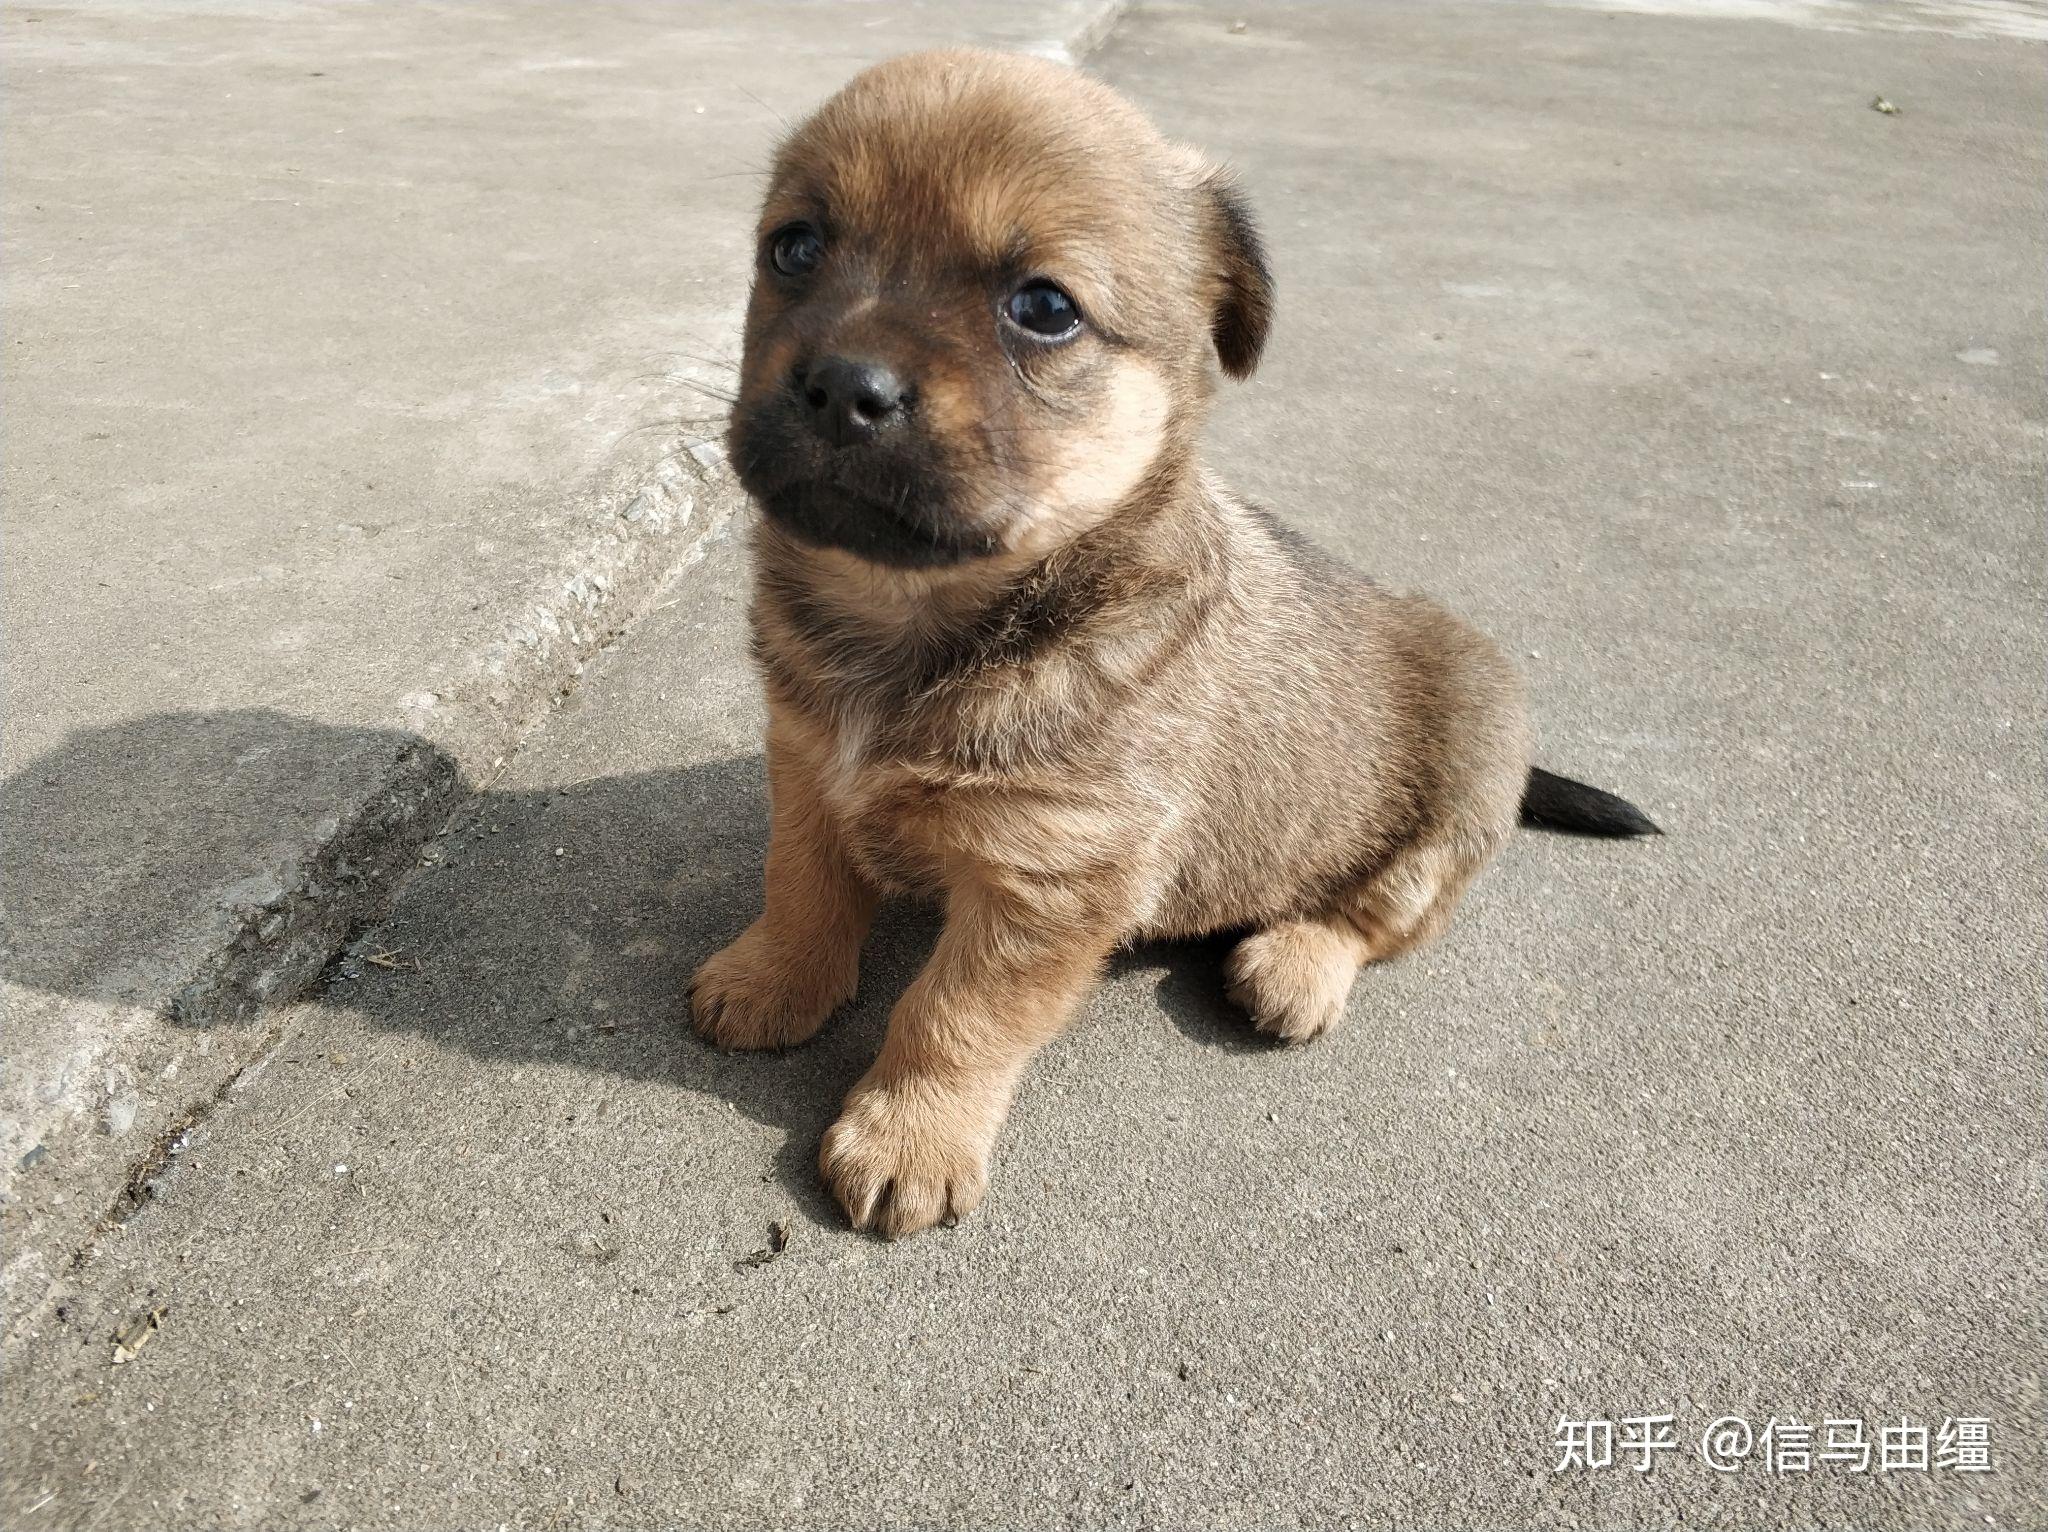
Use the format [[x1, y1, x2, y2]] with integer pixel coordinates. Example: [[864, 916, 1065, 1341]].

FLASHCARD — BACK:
[[732, 83, 792, 130], [628, 348, 738, 372], [669, 380, 741, 405], [622, 369, 740, 399]]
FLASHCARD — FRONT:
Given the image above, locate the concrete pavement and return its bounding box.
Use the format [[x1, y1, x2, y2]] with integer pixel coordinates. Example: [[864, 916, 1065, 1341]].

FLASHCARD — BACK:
[[4, 1, 2044, 1529]]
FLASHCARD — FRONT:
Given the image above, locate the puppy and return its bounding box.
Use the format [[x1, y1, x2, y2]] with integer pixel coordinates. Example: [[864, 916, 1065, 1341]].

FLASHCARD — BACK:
[[692, 50, 1656, 1237]]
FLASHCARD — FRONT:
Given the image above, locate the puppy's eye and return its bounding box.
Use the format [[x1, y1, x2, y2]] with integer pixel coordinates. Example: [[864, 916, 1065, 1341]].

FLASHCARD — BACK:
[[1004, 280, 1081, 339], [768, 224, 824, 278]]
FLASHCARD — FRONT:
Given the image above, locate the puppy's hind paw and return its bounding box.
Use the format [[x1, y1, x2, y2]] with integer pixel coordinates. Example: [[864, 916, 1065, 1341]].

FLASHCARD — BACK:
[[1224, 918, 1363, 1045]]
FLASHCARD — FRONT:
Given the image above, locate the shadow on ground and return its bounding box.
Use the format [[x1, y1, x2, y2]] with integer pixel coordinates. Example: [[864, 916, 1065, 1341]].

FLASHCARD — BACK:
[[2, 707, 1271, 1228], [1, 709, 457, 1009]]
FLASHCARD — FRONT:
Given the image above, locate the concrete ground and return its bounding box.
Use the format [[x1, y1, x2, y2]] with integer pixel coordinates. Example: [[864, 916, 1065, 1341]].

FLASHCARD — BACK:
[[4, 2, 2043, 1529]]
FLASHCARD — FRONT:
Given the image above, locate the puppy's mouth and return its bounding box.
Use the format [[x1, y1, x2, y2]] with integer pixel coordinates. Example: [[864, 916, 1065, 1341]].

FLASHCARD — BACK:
[[732, 412, 998, 569], [762, 479, 996, 568]]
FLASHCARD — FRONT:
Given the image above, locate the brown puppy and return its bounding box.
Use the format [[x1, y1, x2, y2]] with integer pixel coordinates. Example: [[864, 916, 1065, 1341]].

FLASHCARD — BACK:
[[692, 49, 1655, 1237]]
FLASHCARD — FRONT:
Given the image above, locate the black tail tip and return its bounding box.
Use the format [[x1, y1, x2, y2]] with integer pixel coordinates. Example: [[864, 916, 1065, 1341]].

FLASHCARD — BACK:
[[1521, 765, 1662, 838]]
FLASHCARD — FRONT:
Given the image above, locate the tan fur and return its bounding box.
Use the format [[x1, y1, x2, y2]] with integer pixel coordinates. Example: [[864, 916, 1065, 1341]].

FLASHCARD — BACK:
[[693, 50, 1534, 1235]]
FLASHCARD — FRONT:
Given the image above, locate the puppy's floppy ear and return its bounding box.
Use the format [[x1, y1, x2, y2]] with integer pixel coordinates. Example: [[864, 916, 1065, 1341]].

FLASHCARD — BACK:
[[1197, 168, 1274, 379]]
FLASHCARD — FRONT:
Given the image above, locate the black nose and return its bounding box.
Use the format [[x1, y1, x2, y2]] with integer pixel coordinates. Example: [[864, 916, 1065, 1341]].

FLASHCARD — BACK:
[[799, 357, 908, 446]]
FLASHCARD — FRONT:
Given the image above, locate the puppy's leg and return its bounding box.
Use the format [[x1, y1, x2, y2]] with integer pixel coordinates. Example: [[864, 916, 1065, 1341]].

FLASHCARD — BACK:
[[1226, 831, 1499, 1044], [820, 869, 1121, 1237], [1345, 830, 1498, 964], [691, 715, 876, 1051]]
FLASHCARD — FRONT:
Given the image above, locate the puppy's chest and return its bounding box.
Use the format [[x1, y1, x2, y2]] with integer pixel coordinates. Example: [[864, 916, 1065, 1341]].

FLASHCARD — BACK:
[[814, 719, 957, 891], [812, 714, 1128, 895]]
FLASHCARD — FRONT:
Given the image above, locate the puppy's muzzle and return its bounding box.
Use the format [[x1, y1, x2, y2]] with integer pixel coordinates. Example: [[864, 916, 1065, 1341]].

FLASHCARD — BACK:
[[798, 356, 910, 448]]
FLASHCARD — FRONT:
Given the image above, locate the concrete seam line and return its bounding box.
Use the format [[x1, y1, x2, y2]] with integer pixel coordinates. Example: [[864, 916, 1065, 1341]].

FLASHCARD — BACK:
[[64, 1017, 285, 1277]]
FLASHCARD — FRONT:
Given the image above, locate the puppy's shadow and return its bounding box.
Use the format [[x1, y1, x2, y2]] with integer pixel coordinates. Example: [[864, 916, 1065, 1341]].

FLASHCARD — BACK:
[[1114, 934, 1273, 1055], [303, 745, 959, 1234], [2, 707, 1255, 1232]]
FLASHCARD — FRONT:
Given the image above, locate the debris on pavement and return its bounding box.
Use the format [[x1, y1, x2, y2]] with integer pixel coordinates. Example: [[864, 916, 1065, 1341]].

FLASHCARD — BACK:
[[1870, 94, 1900, 114], [561, 1233, 620, 1266], [110, 1306, 167, 1366], [329, 941, 422, 984], [733, 1220, 790, 1271]]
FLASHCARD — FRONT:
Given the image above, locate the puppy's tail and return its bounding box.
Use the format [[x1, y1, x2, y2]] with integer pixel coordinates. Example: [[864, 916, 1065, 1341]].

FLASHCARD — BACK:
[[1521, 766, 1661, 838]]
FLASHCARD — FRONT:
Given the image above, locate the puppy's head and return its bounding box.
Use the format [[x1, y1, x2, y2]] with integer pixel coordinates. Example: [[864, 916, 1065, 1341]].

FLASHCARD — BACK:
[[729, 49, 1272, 570]]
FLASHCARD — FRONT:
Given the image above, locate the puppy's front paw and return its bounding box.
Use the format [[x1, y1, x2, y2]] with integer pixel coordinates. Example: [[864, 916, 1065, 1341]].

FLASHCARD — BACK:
[[690, 922, 856, 1051], [819, 1073, 997, 1238], [1225, 919, 1362, 1044]]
